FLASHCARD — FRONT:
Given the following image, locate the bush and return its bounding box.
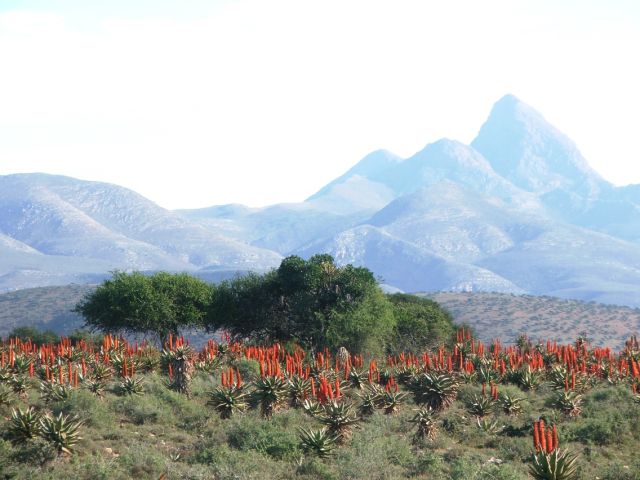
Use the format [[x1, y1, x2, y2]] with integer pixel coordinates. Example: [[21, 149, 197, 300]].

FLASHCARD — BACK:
[[6, 326, 59, 346], [568, 417, 621, 446], [599, 463, 640, 480], [231, 358, 261, 382], [226, 416, 300, 460], [387, 294, 456, 353], [51, 389, 113, 429]]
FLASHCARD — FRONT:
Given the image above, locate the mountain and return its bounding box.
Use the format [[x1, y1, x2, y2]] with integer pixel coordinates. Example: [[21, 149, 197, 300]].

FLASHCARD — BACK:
[[305, 150, 404, 214], [304, 140, 541, 215], [294, 223, 524, 293], [4, 95, 640, 311], [0, 173, 281, 291], [471, 94, 640, 242], [179, 203, 366, 255], [472, 94, 607, 197]]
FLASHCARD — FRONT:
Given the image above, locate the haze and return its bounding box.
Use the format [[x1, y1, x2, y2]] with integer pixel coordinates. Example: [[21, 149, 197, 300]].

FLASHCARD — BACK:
[[1, 0, 639, 209]]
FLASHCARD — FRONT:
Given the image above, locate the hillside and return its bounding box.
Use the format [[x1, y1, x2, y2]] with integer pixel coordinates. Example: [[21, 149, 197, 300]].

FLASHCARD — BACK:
[[2, 284, 640, 350], [0, 284, 94, 337], [1, 329, 639, 479], [425, 292, 640, 349]]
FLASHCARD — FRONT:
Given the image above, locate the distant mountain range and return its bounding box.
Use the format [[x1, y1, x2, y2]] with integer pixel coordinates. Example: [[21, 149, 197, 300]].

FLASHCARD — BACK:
[[3, 94, 640, 308]]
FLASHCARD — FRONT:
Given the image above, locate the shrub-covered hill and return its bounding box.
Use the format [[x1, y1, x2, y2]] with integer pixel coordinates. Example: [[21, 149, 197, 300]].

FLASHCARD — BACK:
[[0, 285, 94, 338], [1, 332, 640, 479], [3, 283, 640, 351], [424, 292, 640, 350]]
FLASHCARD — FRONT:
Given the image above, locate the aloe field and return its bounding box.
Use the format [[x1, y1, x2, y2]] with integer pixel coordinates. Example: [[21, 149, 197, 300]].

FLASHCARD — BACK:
[[1, 330, 639, 479]]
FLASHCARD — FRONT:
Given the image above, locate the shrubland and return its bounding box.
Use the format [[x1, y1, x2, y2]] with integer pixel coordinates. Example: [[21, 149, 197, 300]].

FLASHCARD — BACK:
[[1, 258, 639, 479], [0, 329, 639, 479]]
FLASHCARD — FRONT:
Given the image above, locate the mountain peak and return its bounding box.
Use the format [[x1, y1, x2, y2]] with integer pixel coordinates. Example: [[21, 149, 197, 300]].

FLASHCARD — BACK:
[[471, 95, 606, 196]]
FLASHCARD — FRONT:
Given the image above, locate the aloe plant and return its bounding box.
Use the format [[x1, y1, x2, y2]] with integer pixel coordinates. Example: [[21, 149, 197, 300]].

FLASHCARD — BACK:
[[287, 375, 310, 408], [8, 406, 42, 444], [314, 400, 360, 441], [252, 375, 288, 418], [476, 417, 503, 435], [553, 391, 583, 418], [409, 372, 459, 411], [40, 380, 72, 404], [299, 427, 338, 458], [380, 390, 407, 415], [0, 384, 13, 406], [409, 407, 438, 441], [207, 386, 248, 419], [39, 412, 84, 455], [529, 449, 579, 480], [500, 392, 524, 415], [118, 376, 145, 396], [467, 394, 495, 418]]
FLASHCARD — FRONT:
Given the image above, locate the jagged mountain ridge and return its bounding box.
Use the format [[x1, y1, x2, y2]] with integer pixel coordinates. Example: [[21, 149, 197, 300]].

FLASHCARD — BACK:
[[182, 95, 640, 306], [3, 95, 640, 309], [0, 174, 282, 291]]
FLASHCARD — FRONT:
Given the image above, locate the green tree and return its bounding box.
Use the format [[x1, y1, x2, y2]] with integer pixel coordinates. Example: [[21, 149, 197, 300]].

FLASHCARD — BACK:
[[387, 294, 456, 353], [207, 255, 393, 353], [74, 271, 211, 345], [324, 288, 396, 357]]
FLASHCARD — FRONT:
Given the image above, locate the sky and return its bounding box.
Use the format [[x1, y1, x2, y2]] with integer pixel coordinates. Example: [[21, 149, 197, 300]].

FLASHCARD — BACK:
[[0, 0, 639, 209]]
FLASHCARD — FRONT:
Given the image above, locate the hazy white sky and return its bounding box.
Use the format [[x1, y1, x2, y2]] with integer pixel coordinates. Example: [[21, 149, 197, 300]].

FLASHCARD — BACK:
[[1, 0, 639, 209]]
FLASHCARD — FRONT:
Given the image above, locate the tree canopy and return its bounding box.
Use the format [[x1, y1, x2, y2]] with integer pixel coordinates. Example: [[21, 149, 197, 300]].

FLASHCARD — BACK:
[[204, 255, 456, 355], [386, 293, 457, 353], [207, 255, 391, 351], [74, 271, 211, 344], [74, 256, 457, 354]]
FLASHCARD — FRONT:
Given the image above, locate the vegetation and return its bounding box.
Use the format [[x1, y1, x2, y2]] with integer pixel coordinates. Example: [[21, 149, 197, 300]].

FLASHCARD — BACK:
[[427, 291, 640, 349], [1, 328, 640, 479], [208, 254, 398, 354], [4, 283, 639, 350], [74, 271, 211, 345], [0, 284, 94, 339], [71, 257, 454, 355]]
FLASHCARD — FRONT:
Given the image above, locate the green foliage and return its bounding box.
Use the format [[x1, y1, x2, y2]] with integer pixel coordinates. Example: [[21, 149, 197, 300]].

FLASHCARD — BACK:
[[8, 407, 42, 444], [387, 293, 457, 352], [324, 288, 396, 356], [207, 255, 393, 352], [299, 427, 338, 458], [226, 418, 300, 460], [39, 412, 84, 455], [6, 326, 59, 346], [75, 271, 211, 344], [529, 449, 579, 480], [207, 386, 248, 419], [231, 358, 261, 382]]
